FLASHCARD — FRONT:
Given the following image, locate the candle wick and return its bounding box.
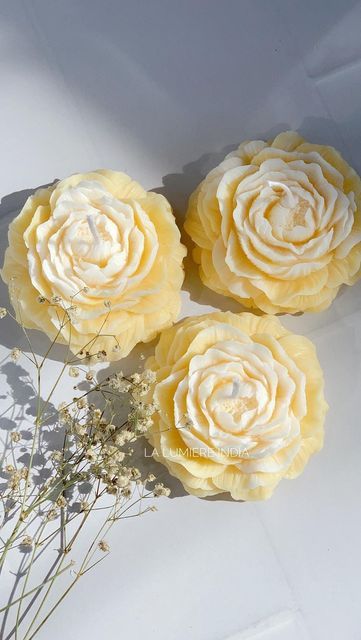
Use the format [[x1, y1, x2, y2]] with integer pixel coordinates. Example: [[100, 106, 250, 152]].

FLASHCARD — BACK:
[[230, 379, 240, 398], [87, 214, 101, 244], [268, 180, 297, 208]]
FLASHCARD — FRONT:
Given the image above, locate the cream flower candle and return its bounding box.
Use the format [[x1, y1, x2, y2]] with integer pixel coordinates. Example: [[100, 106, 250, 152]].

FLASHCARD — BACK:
[[1, 170, 186, 359], [145, 312, 327, 500], [185, 131, 361, 313]]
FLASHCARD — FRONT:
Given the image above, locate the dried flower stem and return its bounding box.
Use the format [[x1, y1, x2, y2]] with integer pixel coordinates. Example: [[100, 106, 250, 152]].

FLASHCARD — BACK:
[[0, 300, 169, 639]]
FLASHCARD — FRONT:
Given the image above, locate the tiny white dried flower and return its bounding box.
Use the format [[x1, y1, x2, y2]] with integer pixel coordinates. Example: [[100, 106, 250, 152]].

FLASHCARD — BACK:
[[116, 475, 130, 488], [0, 307, 7, 319], [146, 473, 156, 483], [121, 487, 132, 498], [119, 380, 131, 393], [119, 431, 133, 445], [136, 417, 153, 433], [154, 483, 171, 498], [112, 344, 120, 353], [108, 372, 130, 392], [51, 295, 62, 304], [68, 366, 80, 378], [46, 508, 58, 521], [98, 540, 110, 553], [58, 408, 72, 425], [37, 295, 46, 304], [86, 370, 95, 382], [113, 450, 126, 463], [85, 448, 97, 462], [10, 348, 21, 362], [97, 350, 107, 361], [8, 471, 21, 490], [137, 381, 150, 396], [20, 467, 28, 480], [10, 431, 21, 443], [74, 422, 86, 437], [80, 500, 90, 512], [5, 464, 15, 474], [21, 535, 33, 547], [114, 432, 126, 447], [77, 397, 88, 410], [56, 495, 67, 508], [131, 372, 141, 384], [147, 402, 158, 416], [104, 300, 111, 308], [130, 467, 141, 480], [51, 450, 63, 462]]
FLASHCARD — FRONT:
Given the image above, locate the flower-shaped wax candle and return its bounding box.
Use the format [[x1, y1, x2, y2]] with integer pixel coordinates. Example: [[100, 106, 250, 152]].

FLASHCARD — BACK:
[[1, 170, 186, 359], [185, 131, 361, 313], [145, 312, 327, 500]]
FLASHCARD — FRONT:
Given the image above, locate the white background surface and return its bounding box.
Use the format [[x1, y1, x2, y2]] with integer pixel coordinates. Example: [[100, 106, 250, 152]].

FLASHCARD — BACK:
[[1, 1, 361, 639]]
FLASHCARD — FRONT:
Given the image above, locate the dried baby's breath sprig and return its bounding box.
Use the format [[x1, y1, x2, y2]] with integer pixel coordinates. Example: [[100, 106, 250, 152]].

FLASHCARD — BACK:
[[56, 496, 67, 509], [153, 483, 171, 498], [21, 535, 33, 548], [98, 540, 110, 553], [0, 301, 168, 639], [5, 464, 15, 474], [0, 307, 7, 318], [46, 508, 58, 521], [51, 451, 63, 463], [10, 347, 21, 362]]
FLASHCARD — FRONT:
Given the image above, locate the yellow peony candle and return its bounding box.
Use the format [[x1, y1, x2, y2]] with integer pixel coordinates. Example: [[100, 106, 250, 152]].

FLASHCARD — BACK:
[[185, 131, 361, 313], [1, 170, 186, 359], [145, 312, 328, 500]]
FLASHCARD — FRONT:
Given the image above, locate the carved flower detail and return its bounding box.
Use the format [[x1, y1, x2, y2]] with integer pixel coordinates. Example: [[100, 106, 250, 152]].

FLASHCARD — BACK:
[[1, 170, 186, 358], [185, 131, 361, 313], [145, 312, 327, 500]]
